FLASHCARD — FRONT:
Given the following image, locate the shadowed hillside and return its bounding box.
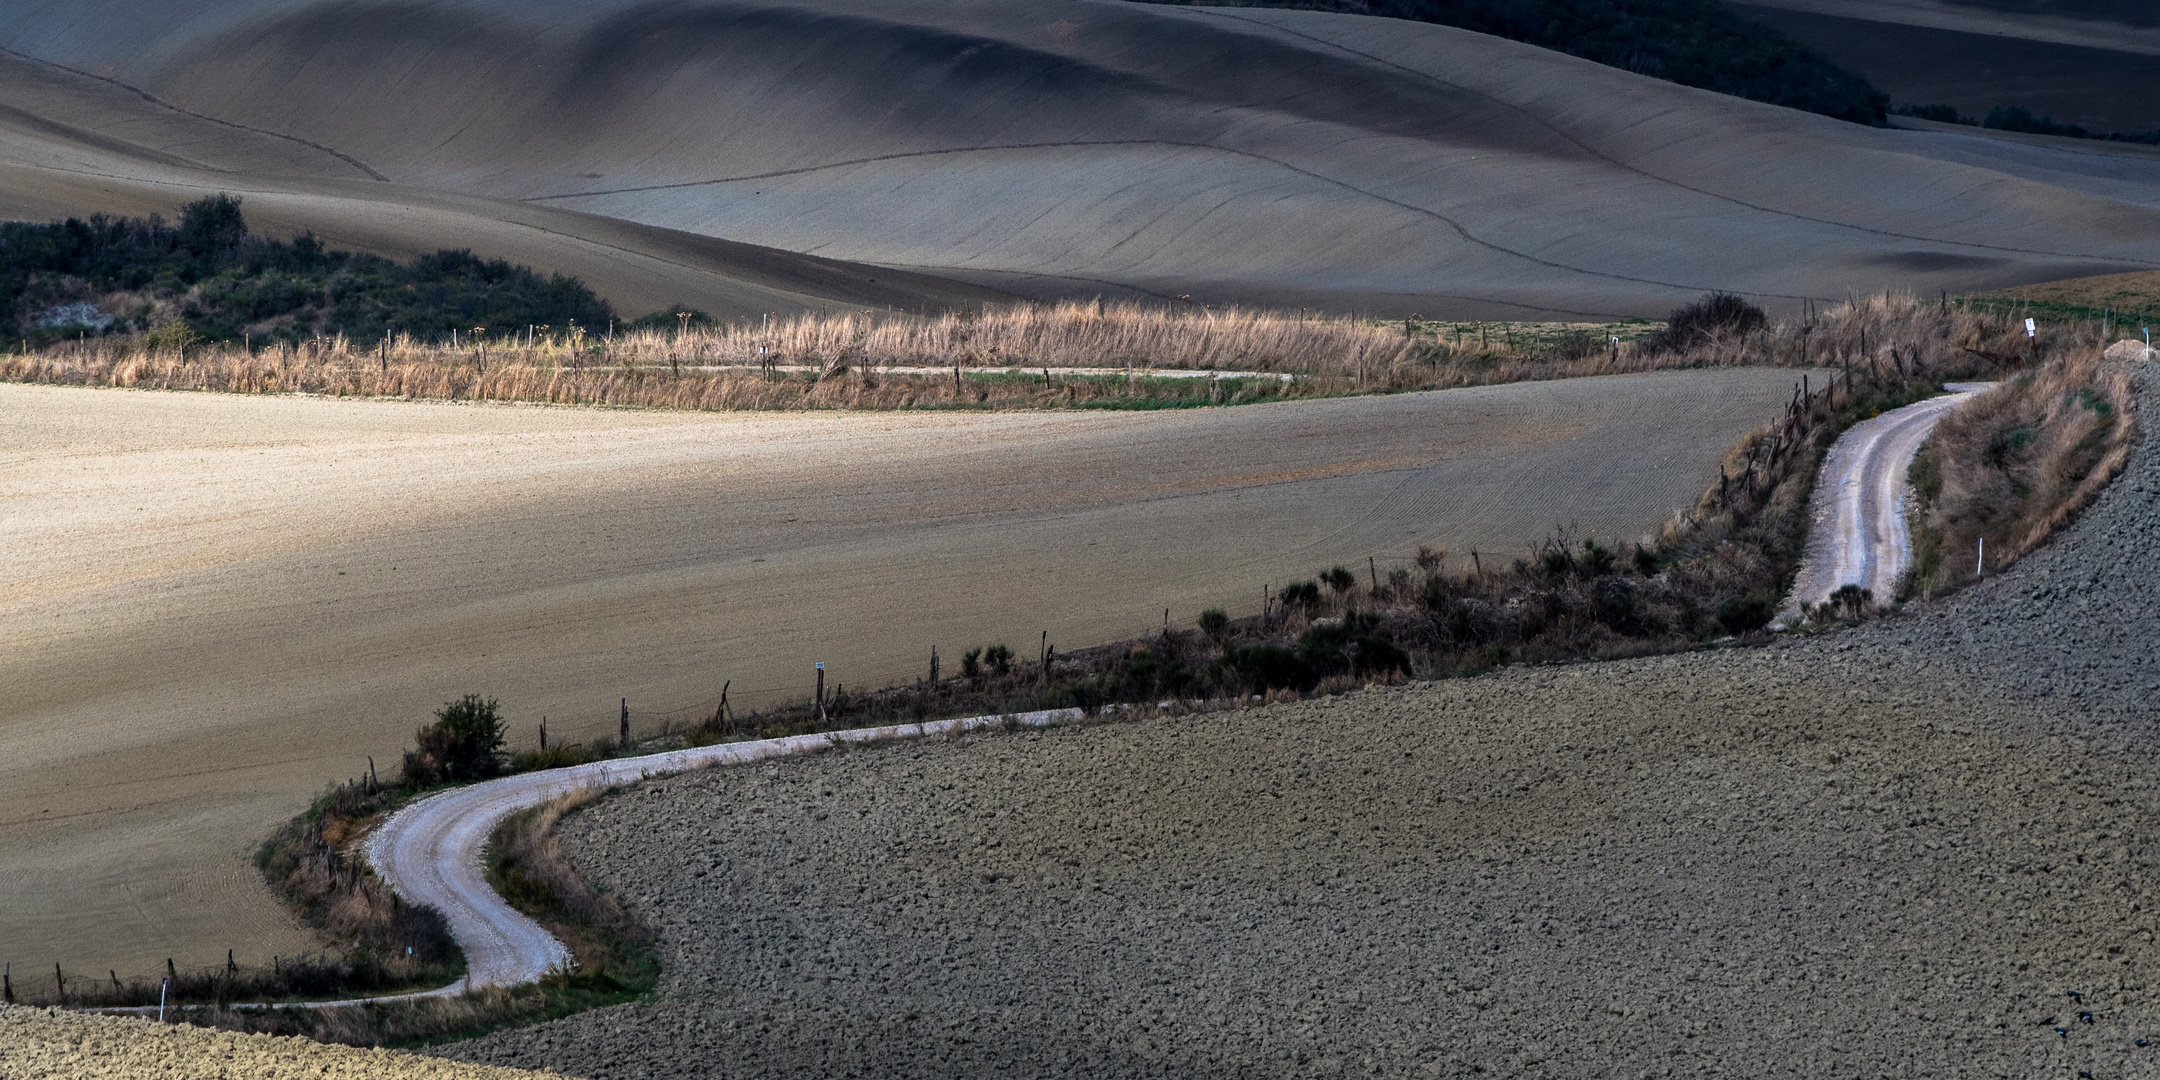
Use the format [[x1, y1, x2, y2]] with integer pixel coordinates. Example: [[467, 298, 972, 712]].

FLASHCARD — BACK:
[[3, 0, 2158, 318]]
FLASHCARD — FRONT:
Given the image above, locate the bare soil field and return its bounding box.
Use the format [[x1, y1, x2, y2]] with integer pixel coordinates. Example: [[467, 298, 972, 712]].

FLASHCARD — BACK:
[[437, 371, 2160, 1077], [4, 1, 2159, 318], [0, 368, 1796, 985], [0, 1005, 552, 1079]]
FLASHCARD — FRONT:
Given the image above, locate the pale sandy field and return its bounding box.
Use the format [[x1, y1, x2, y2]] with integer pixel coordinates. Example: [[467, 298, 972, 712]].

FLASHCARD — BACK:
[[0, 1005, 552, 1079], [0, 369, 1797, 981]]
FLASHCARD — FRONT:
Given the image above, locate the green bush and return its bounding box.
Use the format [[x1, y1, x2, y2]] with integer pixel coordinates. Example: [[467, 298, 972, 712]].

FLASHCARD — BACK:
[[403, 694, 507, 785], [0, 195, 615, 344]]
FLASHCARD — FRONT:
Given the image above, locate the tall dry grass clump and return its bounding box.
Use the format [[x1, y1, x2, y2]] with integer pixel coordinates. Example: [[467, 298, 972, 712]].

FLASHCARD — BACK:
[[1906, 351, 2138, 596], [3, 291, 2081, 413]]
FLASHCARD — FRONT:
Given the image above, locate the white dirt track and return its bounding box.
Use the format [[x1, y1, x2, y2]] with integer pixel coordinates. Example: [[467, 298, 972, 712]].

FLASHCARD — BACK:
[[1788, 384, 1989, 610], [362, 385, 1991, 1006], [364, 708, 1086, 999]]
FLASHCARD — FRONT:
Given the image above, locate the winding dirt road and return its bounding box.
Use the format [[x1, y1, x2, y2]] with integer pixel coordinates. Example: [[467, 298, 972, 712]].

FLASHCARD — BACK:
[[1788, 383, 1989, 611], [338, 384, 1992, 1004], [360, 709, 1082, 997], [355, 386, 1995, 1004]]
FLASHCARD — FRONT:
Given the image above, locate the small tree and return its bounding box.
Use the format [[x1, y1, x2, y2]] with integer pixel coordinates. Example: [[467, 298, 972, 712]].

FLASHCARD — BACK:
[[409, 694, 506, 783]]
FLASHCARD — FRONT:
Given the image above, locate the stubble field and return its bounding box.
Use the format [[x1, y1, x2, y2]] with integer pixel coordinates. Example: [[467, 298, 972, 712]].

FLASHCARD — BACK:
[[0, 367, 1799, 982]]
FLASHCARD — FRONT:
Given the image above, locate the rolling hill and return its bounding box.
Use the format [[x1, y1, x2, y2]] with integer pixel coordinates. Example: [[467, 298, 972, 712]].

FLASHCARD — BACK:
[[2, 0, 2158, 318]]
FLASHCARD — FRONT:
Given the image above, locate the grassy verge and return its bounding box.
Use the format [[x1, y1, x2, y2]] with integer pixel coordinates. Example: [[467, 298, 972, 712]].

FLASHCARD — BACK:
[[1904, 353, 2139, 598]]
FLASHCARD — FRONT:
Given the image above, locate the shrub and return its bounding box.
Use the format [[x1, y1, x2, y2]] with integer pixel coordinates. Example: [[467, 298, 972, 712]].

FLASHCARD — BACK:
[[982, 644, 1013, 677], [1647, 292, 1767, 353], [1218, 643, 1312, 692], [1714, 594, 1775, 635], [960, 647, 983, 680], [1298, 615, 1411, 681], [1198, 608, 1230, 641], [143, 317, 198, 353], [407, 694, 506, 784], [1279, 580, 1322, 612], [1320, 566, 1358, 593]]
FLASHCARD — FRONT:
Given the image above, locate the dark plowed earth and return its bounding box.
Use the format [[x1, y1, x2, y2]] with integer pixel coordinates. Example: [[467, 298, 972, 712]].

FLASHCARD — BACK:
[[440, 372, 2160, 1077]]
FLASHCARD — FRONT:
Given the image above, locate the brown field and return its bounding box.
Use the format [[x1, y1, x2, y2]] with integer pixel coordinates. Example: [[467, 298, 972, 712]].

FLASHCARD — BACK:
[[0, 369, 1800, 981], [1970, 268, 2160, 318]]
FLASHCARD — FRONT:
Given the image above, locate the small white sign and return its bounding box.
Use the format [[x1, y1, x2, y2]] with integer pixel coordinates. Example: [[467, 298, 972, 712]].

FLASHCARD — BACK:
[[2025, 318, 2037, 337]]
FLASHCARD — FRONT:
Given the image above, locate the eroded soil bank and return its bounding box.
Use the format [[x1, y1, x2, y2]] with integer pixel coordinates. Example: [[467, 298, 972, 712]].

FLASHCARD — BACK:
[[437, 375, 2160, 1078]]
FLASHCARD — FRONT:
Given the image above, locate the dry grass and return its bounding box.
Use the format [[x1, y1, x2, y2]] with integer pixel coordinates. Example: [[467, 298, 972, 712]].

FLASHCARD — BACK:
[[485, 790, 650, 980], [1906, 352, 2139, 597], [1, 293, 2068, 412]]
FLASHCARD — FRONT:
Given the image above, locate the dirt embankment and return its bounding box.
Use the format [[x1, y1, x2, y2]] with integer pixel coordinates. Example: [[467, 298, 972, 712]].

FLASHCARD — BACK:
[[436, 376, 2160, 1077], [0, 1005, 554, 1080]]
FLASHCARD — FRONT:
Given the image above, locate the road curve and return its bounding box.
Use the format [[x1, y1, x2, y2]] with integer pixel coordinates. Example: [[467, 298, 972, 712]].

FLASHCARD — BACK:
[[359, 707, 1088, 1000], [1787, 383, 1991, 611]]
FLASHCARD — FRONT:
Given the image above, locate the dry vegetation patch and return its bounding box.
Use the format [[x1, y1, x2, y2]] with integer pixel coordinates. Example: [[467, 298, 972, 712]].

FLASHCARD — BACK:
[[1907, 352, 2139, 597], [0, 290, 2074, 413]]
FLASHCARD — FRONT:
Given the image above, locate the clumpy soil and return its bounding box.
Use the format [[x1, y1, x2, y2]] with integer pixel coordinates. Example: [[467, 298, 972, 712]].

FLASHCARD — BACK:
[[440, 375, 2160, 1079], [0, 1005, 553, 1079]]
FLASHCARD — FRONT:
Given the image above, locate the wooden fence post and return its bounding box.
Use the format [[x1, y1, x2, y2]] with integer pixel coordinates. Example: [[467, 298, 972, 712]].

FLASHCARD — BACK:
[[619, 698, 628, 747]]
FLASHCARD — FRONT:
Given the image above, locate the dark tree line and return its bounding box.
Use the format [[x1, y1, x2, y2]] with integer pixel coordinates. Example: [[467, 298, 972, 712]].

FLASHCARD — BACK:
[[1149, 0, 1889, 125], [1, 195, 615, 345]]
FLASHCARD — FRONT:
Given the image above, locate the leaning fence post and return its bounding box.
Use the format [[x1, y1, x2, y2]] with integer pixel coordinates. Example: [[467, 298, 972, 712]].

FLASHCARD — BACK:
[[620, 698, 629, 747], [159, 976, 168, 1022], [816, 663, 828, 722]]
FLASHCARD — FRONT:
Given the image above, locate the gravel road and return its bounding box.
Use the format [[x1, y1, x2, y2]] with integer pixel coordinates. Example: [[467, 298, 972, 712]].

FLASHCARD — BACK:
[[1788, 383, 1989, 610], [431, 370, 2158, 1077]]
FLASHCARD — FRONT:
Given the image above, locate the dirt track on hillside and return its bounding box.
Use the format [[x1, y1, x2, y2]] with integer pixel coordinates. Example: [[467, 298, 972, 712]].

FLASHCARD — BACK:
[[0, 368, 1794, 985], [437, 374, 2160, 1078]]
